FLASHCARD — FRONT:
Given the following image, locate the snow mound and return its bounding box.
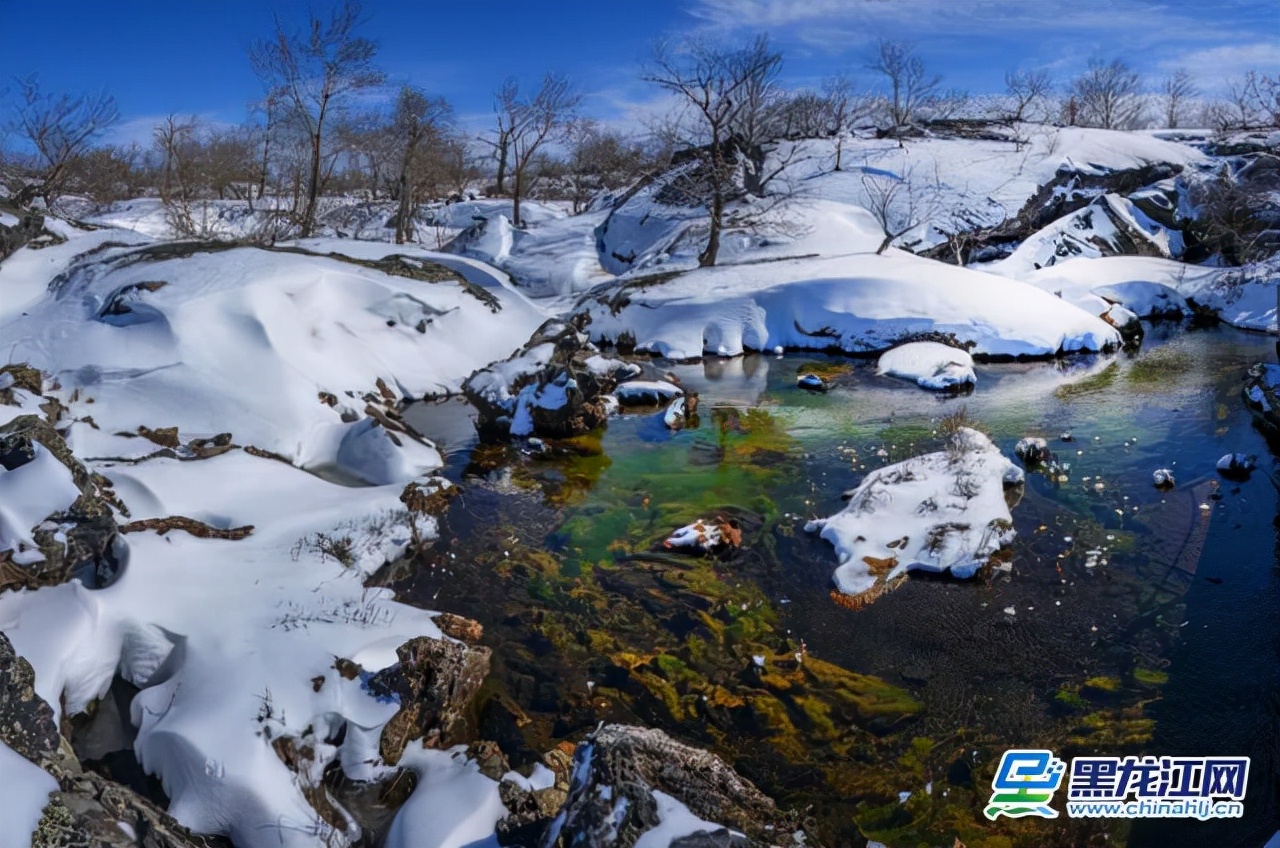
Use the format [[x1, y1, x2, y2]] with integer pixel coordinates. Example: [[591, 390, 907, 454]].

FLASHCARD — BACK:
[[0, 740, 57, 847], [0, 447, 453, 848], [877, 342, 976, 390], [2, 239, 544, 476], [0, 443, 81, 565], [805, 428, 1019, 600], [1017, 256, 1278, 332], [581, 252, 1120, 359]]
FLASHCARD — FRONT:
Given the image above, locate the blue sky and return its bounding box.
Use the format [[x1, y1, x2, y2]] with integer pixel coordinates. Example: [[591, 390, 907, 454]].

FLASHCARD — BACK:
[[1, 0, 1277, 146]]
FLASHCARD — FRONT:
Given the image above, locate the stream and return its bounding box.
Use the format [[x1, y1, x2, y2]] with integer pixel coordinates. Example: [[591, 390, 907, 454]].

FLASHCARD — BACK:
[[398, 324, 1280, 847]]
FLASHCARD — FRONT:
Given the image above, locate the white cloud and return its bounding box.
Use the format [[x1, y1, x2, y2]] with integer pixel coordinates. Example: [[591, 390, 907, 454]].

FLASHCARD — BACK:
[[1161, 41, 1280, 92]]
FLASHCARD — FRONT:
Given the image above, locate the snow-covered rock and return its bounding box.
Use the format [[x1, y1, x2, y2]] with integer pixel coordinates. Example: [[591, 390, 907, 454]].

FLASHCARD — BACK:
[[1014, 436, 1050, 464], [877, 342, 976, 390], [1216, 453, 1256, 479], [663, 517, 740, 553], [1153, 468, 1176, 488], [614, 380, 684, 406], [805, 428, 1019, 600], [581, 251, 1120, 360]]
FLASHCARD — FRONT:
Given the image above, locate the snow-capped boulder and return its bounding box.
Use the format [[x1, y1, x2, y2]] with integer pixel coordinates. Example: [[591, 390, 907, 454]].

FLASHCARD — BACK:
[[663, 517, 741, 554], [1243, 362, 1280, 429], [614, 379, 685, 407], [1014, 436, 1050, 465], [1152, 468, 1176, 488], [877, 342, 976, 390], [806, 428, 1020, 602], [1216, 453, 1257, 480], [463, 318, 614, 440], [508, 724, 795, 847], [581, 251, 1120, 361]]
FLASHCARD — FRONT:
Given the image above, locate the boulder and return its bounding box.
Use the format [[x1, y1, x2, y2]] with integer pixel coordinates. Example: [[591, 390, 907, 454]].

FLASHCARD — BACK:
[[463, 317, 616, 440], [371, 635, 492, 765], [506, 724, 798, 848]]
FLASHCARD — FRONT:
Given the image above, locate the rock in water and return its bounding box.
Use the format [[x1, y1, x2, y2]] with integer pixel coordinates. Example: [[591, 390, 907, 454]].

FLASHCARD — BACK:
[[797, 373, 826, 392], [1014, 436, 1049, 465], [663, 517, 740, 554], [521, 724, 796, 848], [1216, 453, 1256, 480], [876, 341, 976, 390], [664, 395, 687, 429], [1152, 468, 1176, 488], [807, 428, 1020, 603]]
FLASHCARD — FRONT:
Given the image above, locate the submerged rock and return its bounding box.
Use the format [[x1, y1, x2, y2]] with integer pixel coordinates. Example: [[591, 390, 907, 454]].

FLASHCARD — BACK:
[[663, 517, 742, 554], [796, 373, 826, 392]]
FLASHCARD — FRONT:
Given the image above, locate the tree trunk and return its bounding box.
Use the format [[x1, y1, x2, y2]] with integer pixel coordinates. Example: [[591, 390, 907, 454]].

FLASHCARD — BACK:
[[700, 190, 723, 267], [876, 234, 893, 254], [395, 174, 410, 244], [495, 136, 509, 195], [834, 137, 843, 172], [512, 168, 523, 229], [302, 131, 322, 237]]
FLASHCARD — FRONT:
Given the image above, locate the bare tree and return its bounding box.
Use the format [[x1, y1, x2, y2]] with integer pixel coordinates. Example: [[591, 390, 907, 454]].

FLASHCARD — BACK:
[[249, 0, 383, 237], [1161, 69, 1197, 129], [1070, 59, 1144, 130], [1004, 68, 1053, 122], [823, 74, 862, 171], [388, 86, 454, 243], [643, 34, 783, 266], [501, 74, 580, 228], [866, 39, 940, 130], [565, 122, 653, 212], [8, 75, 119, 207], [487, 77, 520, 195], [860, 166, 939, 254], [1225, 70, 1280, 129]]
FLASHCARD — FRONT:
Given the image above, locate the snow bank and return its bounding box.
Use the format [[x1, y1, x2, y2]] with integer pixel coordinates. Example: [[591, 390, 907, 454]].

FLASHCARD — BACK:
[[383, 743, 506, 848], [0, 448, 451, 848], [582, 252, 1120, 359], [0, 443, 82, 565], [2, 240, 544, 474], [1016, 256, 1279, 332], [0, 740, 57, 847], [877, 342, 976, 390], [806, 428, 1019, 599]]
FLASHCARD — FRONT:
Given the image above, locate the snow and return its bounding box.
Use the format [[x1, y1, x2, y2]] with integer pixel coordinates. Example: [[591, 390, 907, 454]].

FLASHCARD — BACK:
[[384, 744, 505, 848], [0, 443, 82, 564], [805, 428, 1018, 597], [0, 740, 57, 848], [1012, 256, 1279, 332], [614, 380, 684, 405], [1, 236, 544, 473], [877, 342, 976, 390], [634, 790, 736, 848], [0, 447, 452, 848], [450, 210, 614, 299], [582, 250, 1120, 360]]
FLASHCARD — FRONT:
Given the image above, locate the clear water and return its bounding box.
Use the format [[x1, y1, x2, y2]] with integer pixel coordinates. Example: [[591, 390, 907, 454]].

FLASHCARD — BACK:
[[401, 324, 1280, 847]]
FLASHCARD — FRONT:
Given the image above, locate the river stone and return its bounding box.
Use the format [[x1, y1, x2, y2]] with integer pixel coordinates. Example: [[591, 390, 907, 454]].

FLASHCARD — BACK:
[[463, 316, 617, 440], [504, 724, 797, 848], [373, 635, 492, 764]]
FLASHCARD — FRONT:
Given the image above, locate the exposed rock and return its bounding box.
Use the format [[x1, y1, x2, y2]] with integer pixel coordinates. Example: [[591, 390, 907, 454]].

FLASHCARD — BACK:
[[0, 630, 61, 765], [1243, 362, 1280, 433], [524, 724, 797, 848], [0, 209, 65, 261], [371, 636, 492, 765], [0, 415, 122, 590], [1216, 453, 1256, 480], [1, 631, 221, 848]]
